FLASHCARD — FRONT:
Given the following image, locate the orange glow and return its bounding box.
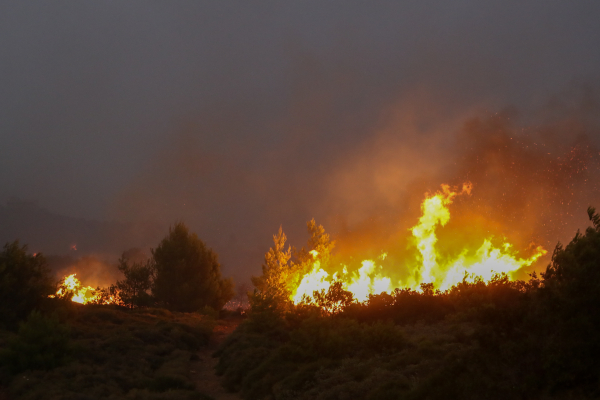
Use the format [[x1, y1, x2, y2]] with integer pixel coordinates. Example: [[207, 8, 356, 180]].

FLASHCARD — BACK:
[[53, 273, 119, 305], [290, 183, 546, 306]]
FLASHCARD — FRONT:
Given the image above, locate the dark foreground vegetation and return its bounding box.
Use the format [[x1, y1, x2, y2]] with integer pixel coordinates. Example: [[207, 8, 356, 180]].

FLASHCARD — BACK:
[[4, 209, 600, 399], [216, 208, 600, 400], [0, 222, 235, 399], [1, 304, 219, 400]]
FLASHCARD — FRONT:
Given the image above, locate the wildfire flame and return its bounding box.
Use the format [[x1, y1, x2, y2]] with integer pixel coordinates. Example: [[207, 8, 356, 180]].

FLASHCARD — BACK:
[[52, 273, 119, 305], [291, 183, 547, 304]]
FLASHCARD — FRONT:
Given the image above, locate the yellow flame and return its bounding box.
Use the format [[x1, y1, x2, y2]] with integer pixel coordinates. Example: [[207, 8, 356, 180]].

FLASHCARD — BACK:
[[292, 260, 331, 304], [409, 183, 545, 291], [292, 259, 394, 304], [345, 260, 393, 302], [53, 273, 118, 305], [290, 182, 546, 306]]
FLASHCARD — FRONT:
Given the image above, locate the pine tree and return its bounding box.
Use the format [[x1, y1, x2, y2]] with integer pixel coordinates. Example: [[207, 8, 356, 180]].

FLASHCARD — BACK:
[[152, 222, 233, 311], [251, 226, 293, 303]]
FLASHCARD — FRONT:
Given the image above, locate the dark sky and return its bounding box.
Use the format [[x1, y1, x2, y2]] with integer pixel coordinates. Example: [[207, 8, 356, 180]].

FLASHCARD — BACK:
[[2, 1, 600, 284]]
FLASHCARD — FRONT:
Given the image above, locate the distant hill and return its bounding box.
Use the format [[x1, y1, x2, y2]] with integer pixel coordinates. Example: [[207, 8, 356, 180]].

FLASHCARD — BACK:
[[0, 198, 259, 287], [0, 199, 163, 256], [0, 199, 166, 285]]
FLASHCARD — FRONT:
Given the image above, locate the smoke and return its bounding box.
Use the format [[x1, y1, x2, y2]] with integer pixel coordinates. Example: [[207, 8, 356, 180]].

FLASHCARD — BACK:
[[107, 78, 600, 285], [317, 85, 600, 281], [47, 254, 120, 288], [0, 2, 599, 291]]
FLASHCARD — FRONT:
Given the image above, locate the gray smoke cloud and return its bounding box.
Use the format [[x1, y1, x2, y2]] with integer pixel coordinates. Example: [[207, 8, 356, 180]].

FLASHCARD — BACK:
[[1, 1, 600, 284]]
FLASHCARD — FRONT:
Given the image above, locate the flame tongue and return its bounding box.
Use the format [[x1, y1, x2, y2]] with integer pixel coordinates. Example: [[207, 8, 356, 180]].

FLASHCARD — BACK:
[[344, 260, 392, 302], [410, 183, 545, 290], [292, 259, 330, 304], [410, 184, 463, 284], [290, 182, 546, 306], [410, 183, 466, 287], [292, 258, 394, 305], [54, 273, 118, 305]]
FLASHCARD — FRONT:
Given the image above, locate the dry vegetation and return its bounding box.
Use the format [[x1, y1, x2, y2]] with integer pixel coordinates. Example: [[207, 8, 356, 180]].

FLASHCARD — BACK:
[[0, 303, 225, 400], [214, 208, 600, 399], [3, 208, 600, 399]]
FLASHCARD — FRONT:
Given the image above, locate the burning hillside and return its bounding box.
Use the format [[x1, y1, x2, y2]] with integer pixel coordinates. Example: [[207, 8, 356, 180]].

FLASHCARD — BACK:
[[285, 182, 547, 308], [52, 273, 121, 305]]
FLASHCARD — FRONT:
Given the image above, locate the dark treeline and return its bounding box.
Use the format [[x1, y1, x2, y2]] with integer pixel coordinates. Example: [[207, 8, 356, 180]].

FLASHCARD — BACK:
[[52, 222, 234, 313], [4, 209, 600, 399], [113, 222, 233, 312], [0, 222, 233, 399], [216, 207, 600, 399], [0, 221, 233, 327], [0, 223, 234, 329]]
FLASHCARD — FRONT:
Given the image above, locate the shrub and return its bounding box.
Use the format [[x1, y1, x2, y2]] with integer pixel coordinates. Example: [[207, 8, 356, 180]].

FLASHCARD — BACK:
[[0, 311, 71, 374]]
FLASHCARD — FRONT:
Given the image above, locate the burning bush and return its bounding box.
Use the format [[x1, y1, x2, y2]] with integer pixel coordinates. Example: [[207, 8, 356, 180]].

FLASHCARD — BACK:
[[248, 184, 546, 319], [53, 273, 120, 306], [218, 206, 600, 400], [51, 222, 235, 313]]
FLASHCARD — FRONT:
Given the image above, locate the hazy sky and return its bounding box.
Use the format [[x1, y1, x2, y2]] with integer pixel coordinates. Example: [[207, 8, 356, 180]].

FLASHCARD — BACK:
[[2, 1, 600, 282]]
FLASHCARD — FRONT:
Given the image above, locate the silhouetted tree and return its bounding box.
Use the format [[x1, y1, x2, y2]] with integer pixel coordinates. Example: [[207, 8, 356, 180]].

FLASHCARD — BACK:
[[152, 222, 233, 311], [0, 241, 54, 327], [536, 206, 600, 391], [115, 254, 153, 309], [312, 280, 354, 314]]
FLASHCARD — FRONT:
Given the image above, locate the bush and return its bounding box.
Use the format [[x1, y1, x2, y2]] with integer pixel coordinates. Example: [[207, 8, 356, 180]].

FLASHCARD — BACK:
[[0, 311, 71, 374]]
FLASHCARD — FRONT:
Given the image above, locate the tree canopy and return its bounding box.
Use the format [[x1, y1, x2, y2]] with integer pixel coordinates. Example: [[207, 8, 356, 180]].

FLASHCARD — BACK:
[[251, 226, 292, 303], [250, 219, 335, 315], [0, 241, 54, 327], [152, 222, 233, 311], [115, 253, 153, 309], [532, 206, 600, 390]]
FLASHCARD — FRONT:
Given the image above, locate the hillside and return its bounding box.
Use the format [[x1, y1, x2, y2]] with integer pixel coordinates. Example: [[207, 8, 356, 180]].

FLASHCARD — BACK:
[[0, 304, 243, 400]]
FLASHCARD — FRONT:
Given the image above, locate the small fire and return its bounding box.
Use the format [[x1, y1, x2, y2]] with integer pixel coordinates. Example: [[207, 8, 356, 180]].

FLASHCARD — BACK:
[[291, 183, 547, 305], [52, 273, 119, 305], [293, 255, 395, 304]]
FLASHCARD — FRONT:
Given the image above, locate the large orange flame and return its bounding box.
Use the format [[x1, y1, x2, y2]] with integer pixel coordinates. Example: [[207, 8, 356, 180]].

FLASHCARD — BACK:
[[291, 183, 546, 305], [52, 273, 119, 305]]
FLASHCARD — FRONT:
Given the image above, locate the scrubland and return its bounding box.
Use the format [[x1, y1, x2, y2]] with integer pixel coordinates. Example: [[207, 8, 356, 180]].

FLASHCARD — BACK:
[[0, 304, 219, 400], [215, 209, 600, 399], [4, 209, 600, 399]]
